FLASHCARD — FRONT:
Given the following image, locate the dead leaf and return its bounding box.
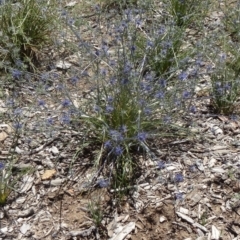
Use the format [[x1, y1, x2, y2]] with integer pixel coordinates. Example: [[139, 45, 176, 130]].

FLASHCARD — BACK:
[[0, 124, 13, 133], [65, 189, 75, 196], [41, 169, 56, 180], [0, 131, 8, 142], [217, 115, 228, 122]]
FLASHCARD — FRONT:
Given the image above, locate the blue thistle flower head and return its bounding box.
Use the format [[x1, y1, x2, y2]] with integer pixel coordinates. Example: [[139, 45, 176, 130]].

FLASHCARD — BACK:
[[51, 72, 59, 79], [158, 26, 165, 35], [14, 108, 22, 116], [61, 113, 71, 125], [97, 179, 109, 188], [107, 96, 114, 103], [219, 53, 227, 62], [70, 76, 79, 85], [178, 71, 188, 81], [46, 117, 54, 125], [130, 45, 136, 53], [123, 62, 132, 74], [137, 132, 147, 142], [15, 59, 23, 68], [57, 84, 65, 91], [174, 173, 184, 183], [68, 18, 75, 25], [94, 4, 101, 12], [38, 99, 46, 107], [104, 140, 112, 149], [0, 162, 4, 170], [13, 122, 22, 129], [230, 115, 238, 121], [189, 164, 197, 172], [109, 130, 123, 142], [101, 44, 109, 53], [106, 105, 114, 113], [155, 91, 165, 99], [110, 77, 117, 85], [159, 79, 167, 87], [175, 192, 184, 200], [145, 74, 153, 82], [114, 146, 123, 156], [163, 115, 171, 123], [182, 90, 191, 99], [62, 99, 71, 107], [189, 105, 196, 114], [144, 107, 151, 115], [109, 60, 116, 67], [40, 72, 49, 82], [81, 71, 89, 77], [94, 105, 101, 112], [100, 68, 107, 75], [147, 40, 154, 48], [224, 83, 231, 91], [135, 19, 143, 27], [163, 40, 172, 49], [12, 69, 22, 79], [6, 98, 14, 107], [119, 125, 127, 133], [157, 161, 165, 170], [121, 78, 129, 85]]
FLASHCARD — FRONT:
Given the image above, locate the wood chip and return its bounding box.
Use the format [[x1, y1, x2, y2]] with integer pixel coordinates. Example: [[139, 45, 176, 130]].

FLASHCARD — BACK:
[[18, 208, 35, 218], [0, 131, 8, 142], [192, 222, 208, 233], [41, 169, 56, 180], [69, 226, 96, 237], [211, 225, 220, 239], [211, 167, 225, 174], [110, 222, 135, 240], [159, 216, 167, 223], [56, 60, 72, 70], [176, 212, 194, 224], [49, 146, 59, 155], [19, 176, 34, 193], [20, 222, 31, 234]]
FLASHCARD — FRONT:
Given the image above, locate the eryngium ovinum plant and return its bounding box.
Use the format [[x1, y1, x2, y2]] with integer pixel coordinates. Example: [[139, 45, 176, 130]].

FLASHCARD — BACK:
[[165, 0, 209, 28], [63, 7, 198, 197], [0, 0, 58, 71], [134, 0, 209, 79], [209, 41, 240, 115]]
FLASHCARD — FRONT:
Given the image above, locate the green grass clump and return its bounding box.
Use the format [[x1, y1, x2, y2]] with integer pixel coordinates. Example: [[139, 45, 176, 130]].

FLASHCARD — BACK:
[[0, 0, 58, 71], [209, 40, 240, 115], [0, 160, 34, 206]]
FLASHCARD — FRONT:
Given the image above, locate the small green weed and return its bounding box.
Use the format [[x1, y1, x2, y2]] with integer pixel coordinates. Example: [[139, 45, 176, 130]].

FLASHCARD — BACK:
[[228, 167, 235, 180], [88, 198, 103, 227], [0, 158, 34, 205], [199, 211, 208, 226]]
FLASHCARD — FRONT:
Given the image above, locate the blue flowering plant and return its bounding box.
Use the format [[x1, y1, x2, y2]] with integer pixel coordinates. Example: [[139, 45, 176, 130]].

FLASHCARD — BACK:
[[222, 1, 240, 43], [166, 0, 209, 28], [0, 0, 58, 71], [64, 7, 198, 195], [209, 47, 240, 115], [134, 0, 206, 79], [98, 0, 138, 10]]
